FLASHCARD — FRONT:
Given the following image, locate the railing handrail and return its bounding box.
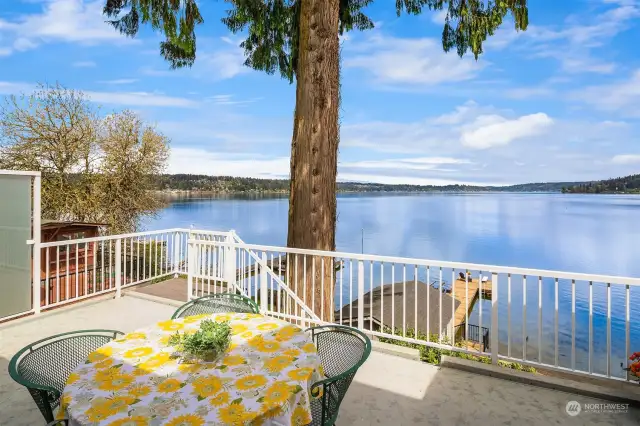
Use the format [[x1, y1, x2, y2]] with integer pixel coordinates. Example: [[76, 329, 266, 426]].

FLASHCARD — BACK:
[[190, 232, 321, 322], [187, 238, 640, 287], [39, 228, 230, 248]]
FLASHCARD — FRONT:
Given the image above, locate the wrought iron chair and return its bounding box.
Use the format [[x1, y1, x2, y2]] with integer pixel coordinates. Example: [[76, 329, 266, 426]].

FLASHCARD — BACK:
[[171, 293, 260, 319], [306, 325, 372, 425], [8, 329, 124, 423]]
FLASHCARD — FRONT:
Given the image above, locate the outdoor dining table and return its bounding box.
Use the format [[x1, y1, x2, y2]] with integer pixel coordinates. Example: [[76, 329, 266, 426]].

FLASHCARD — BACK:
[[59, 312, 323, 426]]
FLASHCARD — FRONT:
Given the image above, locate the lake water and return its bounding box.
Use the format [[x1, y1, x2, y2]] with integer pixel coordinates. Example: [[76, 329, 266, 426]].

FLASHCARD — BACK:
[[145, 193, 640, 376]]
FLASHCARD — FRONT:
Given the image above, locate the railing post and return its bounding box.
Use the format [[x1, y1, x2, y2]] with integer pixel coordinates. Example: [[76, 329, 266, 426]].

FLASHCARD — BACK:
[[358, 260, 365, 330], [115, 238, 122, 298], [491, 272, 499, 365], [187, 240, 194, 300], [32, 174, 41, 314], [173, 231, 180, 277], [225, 231, 237, 293], [260, 252, 268, 313]]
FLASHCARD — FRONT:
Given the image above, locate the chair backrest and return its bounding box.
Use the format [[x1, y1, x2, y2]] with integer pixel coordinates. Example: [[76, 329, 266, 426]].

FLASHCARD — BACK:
[[8, 329, 123, 422], [171, 293, 260, 319], [307, 325, 372, 425]]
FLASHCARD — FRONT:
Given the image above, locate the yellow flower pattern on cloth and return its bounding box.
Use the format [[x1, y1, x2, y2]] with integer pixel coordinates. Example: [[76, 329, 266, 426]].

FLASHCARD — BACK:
[[60, 312, 322, 426], [87, 346, 113, 363]]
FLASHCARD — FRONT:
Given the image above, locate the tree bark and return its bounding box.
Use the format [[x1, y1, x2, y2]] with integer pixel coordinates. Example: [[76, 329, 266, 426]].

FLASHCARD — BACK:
[[287, 0, 340, 323]]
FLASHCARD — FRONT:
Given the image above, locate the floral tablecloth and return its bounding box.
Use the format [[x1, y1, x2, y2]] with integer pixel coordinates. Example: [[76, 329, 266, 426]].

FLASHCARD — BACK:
[[60, 313, 323, 426]]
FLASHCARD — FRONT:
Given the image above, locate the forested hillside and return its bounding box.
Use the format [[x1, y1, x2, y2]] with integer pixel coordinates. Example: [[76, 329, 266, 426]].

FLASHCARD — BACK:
[[153, 174, 577, 193], [562, 174, 640, 193]]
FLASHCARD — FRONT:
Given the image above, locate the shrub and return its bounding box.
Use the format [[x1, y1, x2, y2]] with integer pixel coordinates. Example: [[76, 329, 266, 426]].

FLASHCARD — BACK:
[[168, 319, 232, 362], [378, 326, 536, 374]]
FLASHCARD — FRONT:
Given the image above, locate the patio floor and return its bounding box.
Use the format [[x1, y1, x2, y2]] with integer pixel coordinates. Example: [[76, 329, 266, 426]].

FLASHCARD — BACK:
[[1, 294, 638, 425]]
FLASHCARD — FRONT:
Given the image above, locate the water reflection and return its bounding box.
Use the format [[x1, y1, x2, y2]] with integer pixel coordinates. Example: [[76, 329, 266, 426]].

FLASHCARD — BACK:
[[145, 193, 640, 378]]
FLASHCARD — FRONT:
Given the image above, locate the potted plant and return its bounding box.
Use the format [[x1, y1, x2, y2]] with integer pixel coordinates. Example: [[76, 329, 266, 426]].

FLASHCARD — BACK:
[[168, 319, 232, 363], [624, 351, 640, 384]]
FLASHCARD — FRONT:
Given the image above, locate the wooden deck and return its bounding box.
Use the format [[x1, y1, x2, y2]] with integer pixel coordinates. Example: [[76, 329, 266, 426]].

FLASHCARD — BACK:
[[133, 277, 190, 302]]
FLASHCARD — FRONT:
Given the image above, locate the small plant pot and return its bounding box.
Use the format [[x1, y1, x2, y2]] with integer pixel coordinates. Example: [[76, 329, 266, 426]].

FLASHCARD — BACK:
[[198, 351, 222, 363], [178, 350, 223, 364]]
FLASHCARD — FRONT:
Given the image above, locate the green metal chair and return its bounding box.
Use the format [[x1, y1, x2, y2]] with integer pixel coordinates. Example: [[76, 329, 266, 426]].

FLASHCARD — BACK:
[[171, 293, 260, 319], [8, 329, 124, 423], [306, 325, 372, 426]]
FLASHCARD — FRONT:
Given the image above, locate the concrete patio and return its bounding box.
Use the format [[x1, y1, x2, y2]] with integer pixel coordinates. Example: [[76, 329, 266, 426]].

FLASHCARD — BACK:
[[1, 293, 638, 426]]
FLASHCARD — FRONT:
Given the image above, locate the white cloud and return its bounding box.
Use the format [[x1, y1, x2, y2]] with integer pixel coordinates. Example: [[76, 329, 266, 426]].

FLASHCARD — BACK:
[[344, 32, 484, 86], [334, 101, 640, 184], [573, 69, 640, 115], [338, 173, 502, 187], [460, 113, 554, 149], [341, 157, 471, 172], [0, 80, 197, 108], [205, 94, 260, 106], [0, 0, 133, 56], [504, 86, 554, 100], [99, 79, 139, 85], [198, 38, 250, 80], [156, 110, 292, 152], [13, 37, 38, 51], [532, 49, 616, 75], [430, 10, 448, 25], [85, 91, 198, 108], [168, 148, 498, 186], [341, 101, 554, 153], [486, 2, 639, 75], [611, 154, 640, 164], [152, 99, 640, 186], [169, 148, 289, 178], [0, 81, 33, 94], [72, 61, 96, 68], [141, 36, 251, 81]]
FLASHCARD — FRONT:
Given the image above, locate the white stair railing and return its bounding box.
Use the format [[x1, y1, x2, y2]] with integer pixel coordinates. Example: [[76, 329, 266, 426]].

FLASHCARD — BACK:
[[189, 236, 320, 324]]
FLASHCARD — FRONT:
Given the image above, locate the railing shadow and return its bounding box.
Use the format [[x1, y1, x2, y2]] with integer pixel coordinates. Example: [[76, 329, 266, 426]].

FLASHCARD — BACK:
[[339, 352, 640, 425]]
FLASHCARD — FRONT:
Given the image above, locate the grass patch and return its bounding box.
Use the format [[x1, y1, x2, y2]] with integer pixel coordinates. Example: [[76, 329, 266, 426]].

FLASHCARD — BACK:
[[378, 326, 536, 373]]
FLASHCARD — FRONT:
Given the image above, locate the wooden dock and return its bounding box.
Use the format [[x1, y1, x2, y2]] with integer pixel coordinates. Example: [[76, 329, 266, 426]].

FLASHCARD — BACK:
[[452, 276, 492, 326], [451, 276, 492, 351]]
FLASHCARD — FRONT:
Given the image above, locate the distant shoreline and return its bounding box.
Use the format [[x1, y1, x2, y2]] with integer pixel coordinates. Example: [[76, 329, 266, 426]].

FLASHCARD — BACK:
[[152, 189, 566, 196], [152, 173, 640, 195]]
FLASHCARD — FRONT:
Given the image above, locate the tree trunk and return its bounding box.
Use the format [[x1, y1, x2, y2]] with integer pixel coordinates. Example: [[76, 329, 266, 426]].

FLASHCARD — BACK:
[[287, 0, 340, 323]]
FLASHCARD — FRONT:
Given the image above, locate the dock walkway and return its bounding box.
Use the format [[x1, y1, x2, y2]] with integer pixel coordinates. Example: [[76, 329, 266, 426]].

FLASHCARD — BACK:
[[451, 276, 492, 327], [451, 276, 492, 351]]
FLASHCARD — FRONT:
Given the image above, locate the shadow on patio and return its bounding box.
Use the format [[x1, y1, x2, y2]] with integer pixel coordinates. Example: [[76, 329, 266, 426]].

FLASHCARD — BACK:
[[340, 350, 640, 425], [1, 294, 638, 425]]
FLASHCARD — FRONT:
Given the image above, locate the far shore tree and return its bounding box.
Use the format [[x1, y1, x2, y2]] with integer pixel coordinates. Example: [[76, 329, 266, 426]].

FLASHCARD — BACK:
[[0, 83, 170, 234], [103, 0, 530, 321]]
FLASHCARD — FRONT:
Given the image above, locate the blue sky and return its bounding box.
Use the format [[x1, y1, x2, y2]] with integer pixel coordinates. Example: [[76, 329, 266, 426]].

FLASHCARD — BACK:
[[1, 0, 640, 186]]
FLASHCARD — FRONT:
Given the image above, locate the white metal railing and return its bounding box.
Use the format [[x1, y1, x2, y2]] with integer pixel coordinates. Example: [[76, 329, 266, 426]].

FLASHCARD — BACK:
[[12, 226, 639, 384], [189, 238, 640, 383], [33, 228, 231, 311]]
